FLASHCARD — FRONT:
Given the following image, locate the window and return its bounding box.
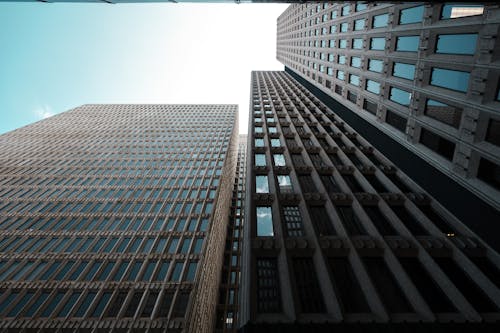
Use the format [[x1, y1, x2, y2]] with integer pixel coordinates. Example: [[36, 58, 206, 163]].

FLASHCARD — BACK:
[[389, 87, 411, 106], [351, 56, 361, 68], [485, 119, 500, 147], [393, 62, 415, 80], [339, 39, 347, 49], [328, 53, 334, 61], [255, 154, 266, 166], [363, 99, 377, 115], [368, 59, 383, 72], [372, 13, 389, 28], [308, 206, 336, 236], [352, 38, 363, 49], [477, 158, 500, 190], [337, 70, 345, 81], [430, 68, 469, 92], [255, 138, 264, 147], [330, 25, 337, 34], [338, 55, 346, 65], [329, 39, 335, 48], [366, 80, 381, 94], [419, 128, 456, 160], [341, 5, 350, 16], [395, 36, 419, 52], [282, 206, 304, 237], [356, 3, 368, 12], [327, 67, 333, 76], [340, 22, 348, 32], [255, 175, 269, 193], [349, 74, 360, 87], [386, 110, 407, 132], [354, 19, 365, 31], [277, 175, 293, 193], [441, 4, 484, 19], [370, 37, 385, 50], [298, 175, 317, 193], [363, 205, 398, 236], [436, 34, 477, 55], [425, 99, 462, 128], [273, 154, 286, 167], [347, 91, 357, 103], [292, 258, 325, 313], [270, 138, 281, 147], [337, 206, 366, 235], [256, 206, 273, 237], [256, 258, 281, 312], [399, 5, 424, 24]]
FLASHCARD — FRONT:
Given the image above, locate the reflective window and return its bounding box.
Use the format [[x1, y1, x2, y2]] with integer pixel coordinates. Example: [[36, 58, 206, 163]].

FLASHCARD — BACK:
[[396, 36, 419, 52], [255, 175, 270, 194], [366, 80, 381, 94], [389, 87, 412, 106], [349, 74, 360, 86], [255, 154, 266, 166], [329, 39, 335, 47], [393, 62, 415, 80], [373, 13, 389, 28], [256, 206, 274, 237], [352, 38, 363, 49], [255, 138, 264, 147], [351, 56, 361, 68], [340, 22, 348, 32], [425, 99, 462, 128], [356, 3, 368, 12], [327, 67, 334, 76], [420, 128, 456, 160], [339, 55, 346, 64], [273, 154, 286, 166], [368, 59, 383, 72], [330, 25, 337, 33], [277, 175, 293, 193], [339, 39, 347, 49], [430, 68, 469, 92], [328, 53, 334, 61], [436, 34, 477, 55], [386, 110, 407, 132], [399, 5, 424, 24], [370, 37, 385, 50], [268, 126, 277, 133], [441, 4, 484, 19], [354, 19, 365, 31], [342, 5, 350, 16], [336, 71, 345, 81]]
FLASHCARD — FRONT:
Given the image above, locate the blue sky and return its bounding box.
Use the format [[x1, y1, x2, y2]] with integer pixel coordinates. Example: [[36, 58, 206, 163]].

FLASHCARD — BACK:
[[0, 2, 288, 135]]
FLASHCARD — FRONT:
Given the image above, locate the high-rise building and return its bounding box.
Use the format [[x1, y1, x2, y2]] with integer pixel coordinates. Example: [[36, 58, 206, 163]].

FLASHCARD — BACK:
[[239, 70, 500, 332], [12, 1, 301, 4], [215, 135, 247, 333], [276, 2, 500, 247], [0, 104, 238, 333]]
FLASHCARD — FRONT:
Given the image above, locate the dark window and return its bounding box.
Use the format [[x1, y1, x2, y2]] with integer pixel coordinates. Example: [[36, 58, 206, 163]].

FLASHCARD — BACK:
[[434, 257, 498, 312], [417, 205, 455, 235], [124, 291, 143, 317], [389, 87, 411, 106], [328, 153, 343, 166], [363, 205, 398, 235], [157, 292, 174, 317], [346, 152, 363, 168], [291, 153, 307, 167], [320, 175, 341, 192], [362, 257, 413, 313], [419, 128, 455, 160], [308, 206, 336, 236], [468, 256, 500, 289], [335, 85, 343, 95], [485, 119, 500, 147], [385, 110, 407, 133], [342, 174, 364, 192], [347, 91, 357, 103], [74, 292, 96, 317], [390, 205, 429, 235], [172, 291, 190, 317], [256, 258, 281, 313], [328, 257, 370, 313], [386, 172, 412, 192], [106, 291, 127, 317], [291, 258, 326, 313], [363, 99, 377, 115], [90, 292, 112, 317], [298, 175, 317, 193], [282, 206, 304, 237], [140, 291, 159, 317], [57, 292, 81, 317], [477, 158, 500, 190], [310, 154, 327, 168], [336, 206, 366, 235], [7, 291, 34, 317], [398, 258, 456, 312], [425, 99, 462, 128], [363, 174, 386, 192]]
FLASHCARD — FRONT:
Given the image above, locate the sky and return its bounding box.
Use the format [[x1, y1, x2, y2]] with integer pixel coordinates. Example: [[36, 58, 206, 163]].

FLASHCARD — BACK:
[[0, 2, 289, 135]]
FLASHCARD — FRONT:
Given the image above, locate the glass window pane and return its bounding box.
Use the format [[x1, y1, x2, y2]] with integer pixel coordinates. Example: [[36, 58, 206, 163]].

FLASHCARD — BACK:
[[342, 5, 350, 16], [441, 5, 484, 19], [368, 59, 383, 72], [370, 37, 385, 50], [425, 99, 462, 128], [256, 206, 274, 237], [270, 138, 281, 147], [354, 19, 365, 30], [366, 80, 381, 94], [352, 38, 363, 49], [399, 5, 424, 24], [339, 39, 347, 49], [389, 87, 412, 106], [255, 175, 269, 194], [430, 68, 470, 92], [436, 34, 477, 55], [373, 13, 389, 28], [338, 55, 346, 65], [393, 63, 415, 80], [351, 57, 361, 68], [255, 154, 266, 166], [277, 175, 293, 192], [356, 3, 367, 12], [255, 138, 264, 147], [349, 74, 360, 86], [396, 36, 419, 52], [273, 154, 286, 166], [337, 70, 345, 81], [340, 22, 348, 32]]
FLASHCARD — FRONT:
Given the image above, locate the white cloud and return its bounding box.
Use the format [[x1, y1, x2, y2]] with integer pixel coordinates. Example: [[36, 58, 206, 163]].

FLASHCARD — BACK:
[[33, 105, 54, 119]]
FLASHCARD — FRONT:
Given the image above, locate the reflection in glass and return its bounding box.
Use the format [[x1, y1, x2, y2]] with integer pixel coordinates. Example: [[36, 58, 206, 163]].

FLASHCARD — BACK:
[[277, 175, 293, 193], [366, 80, 381, 94], [256, 206, 274, 237], [396, 36, 419, 52], [399, 5, 424, 24], [370, 37, 385, 50], [393, 62, 415, 80], [430, 68, 470, 92], [351, 57, 361, 68], [436, 34, 477, 55], [349, 74, 360, 86], [255, 154, 266, 166], [373, 13, 389, 28], [390, 87, 411, 106], [255, 176, 269, 194], [352, 38, 363, 49], [441, 5, 484, 19], [425, 99, 462, 128], [273, 154, 286, 166], [368, 59, 383, 72]]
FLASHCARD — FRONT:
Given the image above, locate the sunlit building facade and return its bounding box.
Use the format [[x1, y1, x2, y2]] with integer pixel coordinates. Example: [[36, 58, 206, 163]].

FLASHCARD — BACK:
[[0, 104, 238, 333], [239, 70, 500, 332], [276, 3, 500, 246]]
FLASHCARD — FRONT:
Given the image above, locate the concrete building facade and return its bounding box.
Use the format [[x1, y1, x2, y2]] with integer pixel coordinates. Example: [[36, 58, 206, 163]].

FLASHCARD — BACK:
[[240, 70, 500, 332], [0, 104, 238, 333]]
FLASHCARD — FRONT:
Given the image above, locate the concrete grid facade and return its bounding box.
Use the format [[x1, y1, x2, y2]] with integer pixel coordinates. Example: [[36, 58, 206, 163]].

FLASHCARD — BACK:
[[277, 2, 500, 212], [239, 70, 500, 332], [0, 104, 238, 333]]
